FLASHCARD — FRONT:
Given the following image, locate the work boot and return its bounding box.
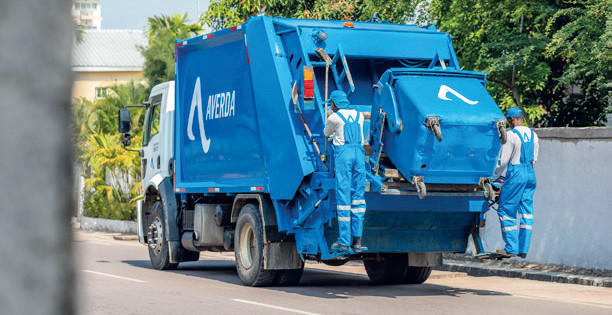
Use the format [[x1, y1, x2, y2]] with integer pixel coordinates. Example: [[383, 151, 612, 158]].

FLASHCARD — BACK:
[[495, 249, 516, 258], [518, 253, 527, 259], [331, 241, 349, 252], [351, 237, 362, 252]]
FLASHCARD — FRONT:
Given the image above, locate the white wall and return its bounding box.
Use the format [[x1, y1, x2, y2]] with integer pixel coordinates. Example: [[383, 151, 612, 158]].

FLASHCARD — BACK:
[[474, 128, 612, 270]]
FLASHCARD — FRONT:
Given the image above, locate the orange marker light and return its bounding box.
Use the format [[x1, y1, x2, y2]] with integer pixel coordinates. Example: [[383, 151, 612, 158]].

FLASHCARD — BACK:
[[344, 21, 354, 28]]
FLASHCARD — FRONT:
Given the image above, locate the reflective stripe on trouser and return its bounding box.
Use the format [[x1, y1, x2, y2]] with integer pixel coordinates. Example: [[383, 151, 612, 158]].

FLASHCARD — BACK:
[[334, 144, 367, 247]]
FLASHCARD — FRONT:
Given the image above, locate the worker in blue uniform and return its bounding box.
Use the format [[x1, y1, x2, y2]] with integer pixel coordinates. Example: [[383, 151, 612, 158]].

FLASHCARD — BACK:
[[324, 90, 367, 252], [493, 107, 539, 258]]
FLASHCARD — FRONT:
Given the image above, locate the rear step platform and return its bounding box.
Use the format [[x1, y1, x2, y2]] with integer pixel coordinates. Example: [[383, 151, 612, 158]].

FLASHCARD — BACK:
[[474, 252, 513, 260]]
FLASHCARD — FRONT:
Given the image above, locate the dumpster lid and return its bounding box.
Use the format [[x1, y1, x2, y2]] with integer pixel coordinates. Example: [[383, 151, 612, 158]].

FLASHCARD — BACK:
[[389, 68, 503, 123]]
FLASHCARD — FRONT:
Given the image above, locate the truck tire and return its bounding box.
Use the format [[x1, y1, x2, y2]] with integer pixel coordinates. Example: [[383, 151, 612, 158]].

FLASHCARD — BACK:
[[322, 259, 349, 266], [147, 201, 178, 270], [234, 204, 277, 286], [364, 253, 408, 285], [275, 266, 304, 286], [403, 266, 432, 284], [180, 249, 200, 262]]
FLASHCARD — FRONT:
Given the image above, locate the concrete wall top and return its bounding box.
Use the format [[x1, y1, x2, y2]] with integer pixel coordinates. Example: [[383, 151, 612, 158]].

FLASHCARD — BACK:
[[535, 127, 612, 140]]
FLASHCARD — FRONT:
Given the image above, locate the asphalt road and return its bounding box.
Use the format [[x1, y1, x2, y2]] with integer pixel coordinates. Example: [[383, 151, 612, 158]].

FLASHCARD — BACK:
[[74, 231, 612, 315]]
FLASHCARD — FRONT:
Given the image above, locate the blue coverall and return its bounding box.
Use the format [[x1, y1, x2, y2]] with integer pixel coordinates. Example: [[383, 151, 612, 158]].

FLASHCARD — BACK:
[[498, 129, 537, 255], [333, 111, 366, 247]]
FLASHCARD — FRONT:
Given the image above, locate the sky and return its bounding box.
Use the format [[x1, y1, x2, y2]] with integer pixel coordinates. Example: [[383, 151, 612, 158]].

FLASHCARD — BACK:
[[101, 0, 210, 31]]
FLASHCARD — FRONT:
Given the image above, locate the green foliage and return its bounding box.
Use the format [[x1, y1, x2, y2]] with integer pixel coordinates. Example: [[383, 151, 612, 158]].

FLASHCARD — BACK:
[[140, 14, 203, 89], [541, 0, 611, 126], [426, 0, 610, 126], [427, 0, 555, 125], [72, 81, 149, 220], [202, 0, 420, 31]]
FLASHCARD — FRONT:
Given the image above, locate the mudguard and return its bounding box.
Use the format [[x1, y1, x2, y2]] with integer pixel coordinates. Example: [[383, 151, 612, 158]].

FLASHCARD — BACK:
[[159, 177, 181, 263]]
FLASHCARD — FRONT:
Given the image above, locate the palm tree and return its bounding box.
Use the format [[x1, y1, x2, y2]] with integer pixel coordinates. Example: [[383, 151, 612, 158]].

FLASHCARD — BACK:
[[72, 81, 148, 220], [141, 13, 204, 88]]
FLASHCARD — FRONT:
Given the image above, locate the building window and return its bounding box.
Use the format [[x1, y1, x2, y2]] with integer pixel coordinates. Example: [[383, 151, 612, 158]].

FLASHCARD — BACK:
[[95, 87, 108, 98]]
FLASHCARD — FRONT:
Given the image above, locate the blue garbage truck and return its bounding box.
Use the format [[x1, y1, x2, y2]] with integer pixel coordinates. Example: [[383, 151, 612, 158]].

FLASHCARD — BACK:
[[118, 16, 506, 286]]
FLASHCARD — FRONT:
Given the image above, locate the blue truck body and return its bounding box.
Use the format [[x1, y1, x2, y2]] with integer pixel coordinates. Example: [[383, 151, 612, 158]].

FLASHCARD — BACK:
[[130, 16, 506, 285]]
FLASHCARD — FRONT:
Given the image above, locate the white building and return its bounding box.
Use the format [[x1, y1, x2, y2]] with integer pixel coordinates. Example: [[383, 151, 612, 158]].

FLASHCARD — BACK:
[[72, 0, 102, 30]]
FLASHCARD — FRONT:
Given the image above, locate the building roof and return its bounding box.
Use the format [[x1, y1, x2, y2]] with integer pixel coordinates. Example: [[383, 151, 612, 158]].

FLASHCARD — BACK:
[[72, 30, 147, 72]]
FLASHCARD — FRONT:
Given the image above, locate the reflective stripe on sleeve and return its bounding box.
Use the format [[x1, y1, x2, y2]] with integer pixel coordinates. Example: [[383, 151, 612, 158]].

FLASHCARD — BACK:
[[337, 205, 351, 211], [499, 216, 513, 221], [520, 225, 533, 230], [501, 226, 518, 232], [351, 200, 366, 205], [520, 214, 534, 219], [338, 217, 351, 222], [351, 208, 366, 213]]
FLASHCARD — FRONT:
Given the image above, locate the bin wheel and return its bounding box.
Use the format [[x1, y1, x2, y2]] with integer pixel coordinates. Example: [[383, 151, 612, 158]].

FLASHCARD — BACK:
[[483, 182, 494, 201], [364, 253, 408, 285], [234, 204, 277, 286], [147, 201, 178, 270], [416, 181, 426, 200], [497, 120, 507, 144]]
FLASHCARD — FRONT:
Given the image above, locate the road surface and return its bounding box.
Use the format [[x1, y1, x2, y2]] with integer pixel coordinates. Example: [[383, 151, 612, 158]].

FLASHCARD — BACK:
[[74, 231, 611, 314]]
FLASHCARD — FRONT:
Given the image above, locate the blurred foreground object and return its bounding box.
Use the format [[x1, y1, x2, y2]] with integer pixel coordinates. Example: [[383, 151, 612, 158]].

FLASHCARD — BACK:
[[0, 0, 75, 314]]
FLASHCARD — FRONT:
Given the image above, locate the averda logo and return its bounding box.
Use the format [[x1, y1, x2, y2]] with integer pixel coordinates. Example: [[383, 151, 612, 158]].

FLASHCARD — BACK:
[[187, 77, 236, 154]]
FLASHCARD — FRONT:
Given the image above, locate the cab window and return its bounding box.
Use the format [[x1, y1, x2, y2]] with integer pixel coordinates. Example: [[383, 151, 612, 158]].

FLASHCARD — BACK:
[[142, 94, 162, 146]]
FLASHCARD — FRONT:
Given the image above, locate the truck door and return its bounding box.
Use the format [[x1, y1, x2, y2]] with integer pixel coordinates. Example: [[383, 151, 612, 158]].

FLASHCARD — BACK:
[[142, 93, 163, 186]]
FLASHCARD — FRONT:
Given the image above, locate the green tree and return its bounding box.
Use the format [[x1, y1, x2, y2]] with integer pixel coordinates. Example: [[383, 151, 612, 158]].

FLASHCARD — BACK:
[[427, 0, 558, 125], [72, 81, 149, 220], [202, 0, 420, 31], [141, 14, 203, 88], [426, 0, 610, 126], [542, 0, 611, 126]]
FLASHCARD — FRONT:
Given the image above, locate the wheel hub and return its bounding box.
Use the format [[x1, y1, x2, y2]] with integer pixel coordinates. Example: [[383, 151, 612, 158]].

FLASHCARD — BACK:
[[239, 223, 255, 269], [147, 217, 164, 255]]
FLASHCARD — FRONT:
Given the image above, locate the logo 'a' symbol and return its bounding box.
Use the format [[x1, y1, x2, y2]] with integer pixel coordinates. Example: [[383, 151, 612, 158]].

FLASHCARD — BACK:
[[438, 85, 478, 105], [187, 77, 211, 153]]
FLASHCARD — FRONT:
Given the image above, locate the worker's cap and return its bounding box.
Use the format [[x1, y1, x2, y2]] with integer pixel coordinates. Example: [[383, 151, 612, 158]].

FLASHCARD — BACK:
[[505, 107, 523, 118], [327, 90, 351, 109]]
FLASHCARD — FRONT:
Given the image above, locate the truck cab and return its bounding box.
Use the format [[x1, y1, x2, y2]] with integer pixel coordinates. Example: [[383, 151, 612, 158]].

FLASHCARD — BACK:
[[133, 82, 175, 245]]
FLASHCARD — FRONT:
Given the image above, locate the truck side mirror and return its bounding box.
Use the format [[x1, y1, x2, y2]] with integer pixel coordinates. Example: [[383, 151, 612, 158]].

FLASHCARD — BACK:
[[118, 108, 131, 133]]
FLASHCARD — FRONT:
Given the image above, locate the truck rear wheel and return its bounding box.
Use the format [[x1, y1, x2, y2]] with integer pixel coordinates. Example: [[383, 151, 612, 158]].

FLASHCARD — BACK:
[[364, 253, 408, 285], [275, 266, 304, 286], [403, 266, 432, 284], [234, 204, 277, 286], [147, 202, 178, 270]]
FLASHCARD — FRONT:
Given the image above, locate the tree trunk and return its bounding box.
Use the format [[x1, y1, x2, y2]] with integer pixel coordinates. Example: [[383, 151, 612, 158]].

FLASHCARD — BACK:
[[488, 77, 533, 128]]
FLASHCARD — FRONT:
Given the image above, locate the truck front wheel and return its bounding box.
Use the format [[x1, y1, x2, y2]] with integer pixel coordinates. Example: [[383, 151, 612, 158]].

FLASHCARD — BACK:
[[147, 201, 178, 270], [234, 204, 277, 286]]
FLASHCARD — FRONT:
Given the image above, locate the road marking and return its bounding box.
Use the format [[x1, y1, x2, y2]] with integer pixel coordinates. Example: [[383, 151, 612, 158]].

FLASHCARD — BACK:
[[82, 270, 145, 283], [231, 299, 322, 315], [513, 294, 612, 309]]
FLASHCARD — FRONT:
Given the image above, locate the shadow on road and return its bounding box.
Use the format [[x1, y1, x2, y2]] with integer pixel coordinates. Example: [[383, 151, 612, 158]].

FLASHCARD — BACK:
[[122, 259, 510, 299]]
